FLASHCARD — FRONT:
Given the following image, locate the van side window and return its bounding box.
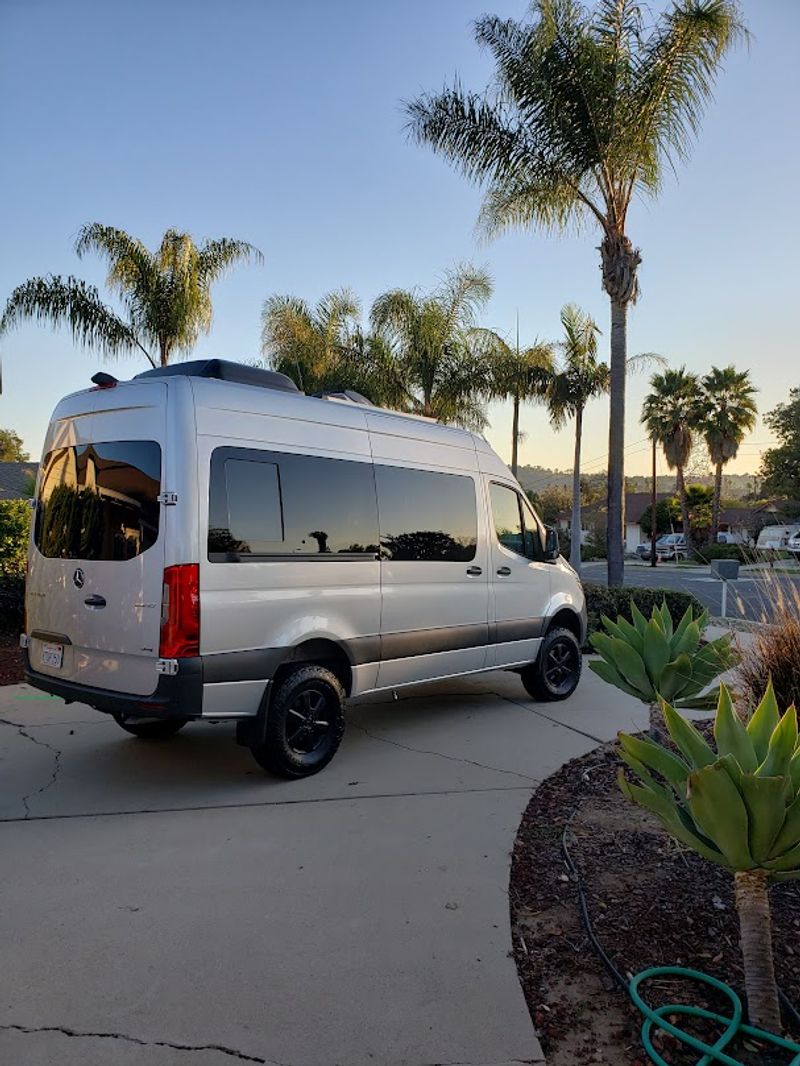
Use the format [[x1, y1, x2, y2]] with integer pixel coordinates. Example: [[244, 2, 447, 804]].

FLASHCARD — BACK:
[[520, 496, 546, 560], [489, 484, 525, 556], [34, 441, 161, 561], [208, 448, 379, 560], [375, 466, 477, 562]]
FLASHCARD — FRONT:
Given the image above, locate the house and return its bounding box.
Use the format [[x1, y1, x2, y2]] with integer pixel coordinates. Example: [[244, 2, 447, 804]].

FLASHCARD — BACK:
[[0, 461, 38, 500], [578, 491, 676, 553]]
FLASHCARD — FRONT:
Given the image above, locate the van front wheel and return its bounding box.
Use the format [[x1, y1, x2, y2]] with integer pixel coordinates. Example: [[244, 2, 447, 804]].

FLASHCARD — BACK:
[[111, 714, 188, 739], [250, 665, 345, 778], [521, 628, 582, 702]]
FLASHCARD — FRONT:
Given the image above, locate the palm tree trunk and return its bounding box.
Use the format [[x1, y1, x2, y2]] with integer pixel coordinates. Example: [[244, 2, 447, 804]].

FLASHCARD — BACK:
[[160, 339, 170, 366], [712, 461, 723, 541], [511, 392, 520, 476], [570, 407, 583, 574], [607, 299, 627, 585], [734, 869, 781, 1033], [676, 464, 691, 555]]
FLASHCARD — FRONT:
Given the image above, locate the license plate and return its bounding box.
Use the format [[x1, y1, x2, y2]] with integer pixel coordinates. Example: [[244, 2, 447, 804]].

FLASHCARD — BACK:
[[41, 642, 63, 669]]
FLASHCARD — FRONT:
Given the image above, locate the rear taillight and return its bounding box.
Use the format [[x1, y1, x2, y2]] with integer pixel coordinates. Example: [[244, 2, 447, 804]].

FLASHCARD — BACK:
[[159, 564, 200, 658]]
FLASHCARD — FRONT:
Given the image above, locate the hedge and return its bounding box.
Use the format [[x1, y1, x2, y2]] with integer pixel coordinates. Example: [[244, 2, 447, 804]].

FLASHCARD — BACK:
[[583, 581, 705, 642]]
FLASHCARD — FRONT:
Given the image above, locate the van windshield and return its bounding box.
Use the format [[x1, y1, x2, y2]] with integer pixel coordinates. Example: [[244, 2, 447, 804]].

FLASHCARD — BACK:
[[34, 441, 161, 561]]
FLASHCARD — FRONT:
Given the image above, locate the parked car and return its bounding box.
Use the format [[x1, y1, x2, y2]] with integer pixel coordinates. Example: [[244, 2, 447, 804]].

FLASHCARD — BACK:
[[22, 359, 587, 778], [787, 529, 800, 561], [756, 524, 800, 552], [655, 533, 687, 561]]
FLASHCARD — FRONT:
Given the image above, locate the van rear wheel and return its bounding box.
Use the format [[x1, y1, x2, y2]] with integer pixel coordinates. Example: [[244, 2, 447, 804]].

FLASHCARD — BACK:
[[111, 714, 188, 739], [520, 627, 582, 702], [250, 664, 345, 778]]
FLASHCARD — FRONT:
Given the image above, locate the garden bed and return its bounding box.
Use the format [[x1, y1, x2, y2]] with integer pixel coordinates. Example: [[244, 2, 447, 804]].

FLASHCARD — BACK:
[[510, 737, 800, 1065]]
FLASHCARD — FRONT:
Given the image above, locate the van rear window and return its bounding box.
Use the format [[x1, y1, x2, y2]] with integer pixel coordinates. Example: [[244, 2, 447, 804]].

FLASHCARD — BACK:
[[34, 441, 161, 561]]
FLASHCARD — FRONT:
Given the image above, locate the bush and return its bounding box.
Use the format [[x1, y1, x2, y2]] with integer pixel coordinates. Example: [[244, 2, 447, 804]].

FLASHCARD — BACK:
[[738, 595, 800, 714], [695, 542, 751, 564], [0, 499, 30, 632], [583, 581, 704, 643]]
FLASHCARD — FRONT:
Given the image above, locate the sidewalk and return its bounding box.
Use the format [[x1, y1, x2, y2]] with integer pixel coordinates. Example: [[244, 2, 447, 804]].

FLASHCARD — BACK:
[[0, 669, 646, 1066]]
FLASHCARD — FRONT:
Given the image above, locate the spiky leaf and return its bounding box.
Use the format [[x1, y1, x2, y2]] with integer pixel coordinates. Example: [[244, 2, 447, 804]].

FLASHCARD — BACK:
[[643, 619, 671, 685], [747, 681, 781, 763], [739, 773, 786, 862], [662, 702, 716, 769], [686, 762, 754, 869], [618, 731, 690, 791], [757, 705, 798, 780], [714, 683, 758, 772], [769, 793, 800, 860]]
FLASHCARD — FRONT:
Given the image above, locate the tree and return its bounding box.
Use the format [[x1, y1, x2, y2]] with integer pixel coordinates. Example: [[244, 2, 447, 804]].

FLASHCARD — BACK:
[[700, 366, 757, 539], [262, 288, 365, 394], [685, 483, 714, 546], [545, 305, 607, 573], [406, 0, 746, 585], [369, 265, 497, 430], [474, 328, 553, 474], [1, 224, 262, 368], [640, 497, 681, 538], [527, 484, 571, 526], [761, 388, 800, 498], [642, 368, 702, 549], [0, 429, 28, 462]]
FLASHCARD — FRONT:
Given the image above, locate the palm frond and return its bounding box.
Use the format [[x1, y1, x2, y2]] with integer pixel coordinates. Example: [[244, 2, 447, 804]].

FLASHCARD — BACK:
[[0, 275, 153, 365]]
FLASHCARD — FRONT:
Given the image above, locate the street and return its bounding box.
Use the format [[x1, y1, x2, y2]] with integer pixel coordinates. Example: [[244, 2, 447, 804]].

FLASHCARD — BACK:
[[582, 561, 800, 622]]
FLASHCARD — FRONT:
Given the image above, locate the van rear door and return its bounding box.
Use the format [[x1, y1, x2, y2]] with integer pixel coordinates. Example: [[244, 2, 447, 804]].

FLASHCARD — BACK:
[[27, 389, 167, 696]]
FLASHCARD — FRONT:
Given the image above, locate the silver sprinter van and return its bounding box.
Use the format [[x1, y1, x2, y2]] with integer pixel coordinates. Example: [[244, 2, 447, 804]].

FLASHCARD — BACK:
[[23, 360, 586, 777]]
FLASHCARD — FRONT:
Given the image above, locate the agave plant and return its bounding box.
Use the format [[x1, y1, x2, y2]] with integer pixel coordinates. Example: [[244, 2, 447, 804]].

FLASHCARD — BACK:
[[589, 601, 736, 708], [618, 682, 799, 1032]]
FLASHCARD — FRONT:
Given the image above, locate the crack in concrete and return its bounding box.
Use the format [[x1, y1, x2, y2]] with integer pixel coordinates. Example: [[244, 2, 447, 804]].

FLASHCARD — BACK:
[[491, 694, 607, 745], [0, 1022, 286, 1064], [349, 721, 537, 783], [0, 784, 532, 825], [0, 716, 62, 818]]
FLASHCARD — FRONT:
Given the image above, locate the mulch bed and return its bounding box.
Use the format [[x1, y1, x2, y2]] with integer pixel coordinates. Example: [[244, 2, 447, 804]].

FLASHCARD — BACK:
[[510, 734, 800, 1065], [0, 628, 25, 685]]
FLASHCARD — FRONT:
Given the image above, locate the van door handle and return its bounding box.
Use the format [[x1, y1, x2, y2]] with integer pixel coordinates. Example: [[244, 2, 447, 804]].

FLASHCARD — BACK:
[[465, 566, 483, 576], [83, 594, 106, 610], [496, 566, 512, 576]]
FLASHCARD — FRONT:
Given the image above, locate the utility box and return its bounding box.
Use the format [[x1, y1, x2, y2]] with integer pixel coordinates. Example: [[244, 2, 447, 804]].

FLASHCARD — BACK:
[[711, 558, 740, 581]]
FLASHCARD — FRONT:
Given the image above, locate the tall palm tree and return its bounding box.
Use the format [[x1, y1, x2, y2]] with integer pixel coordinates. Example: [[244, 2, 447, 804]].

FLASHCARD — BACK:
[[642, 368, 702, 550], [546, 305, 607, 573], [474, 327, 554, 474], [701, 366, 757, 540], [406, 0, 746, 585], [369, 264, 497, 430], [0, 224, 262, 368]]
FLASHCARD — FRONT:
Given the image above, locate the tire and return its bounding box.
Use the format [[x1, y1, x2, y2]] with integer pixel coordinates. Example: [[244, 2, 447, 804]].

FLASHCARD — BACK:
[[520, 627, 582, 702], [111, 714, 187, 739], [249, 664, 346, 779]]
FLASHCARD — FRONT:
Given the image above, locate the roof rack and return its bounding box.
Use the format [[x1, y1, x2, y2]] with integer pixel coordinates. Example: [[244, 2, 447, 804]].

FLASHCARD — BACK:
[[133, 359, 301, 394]]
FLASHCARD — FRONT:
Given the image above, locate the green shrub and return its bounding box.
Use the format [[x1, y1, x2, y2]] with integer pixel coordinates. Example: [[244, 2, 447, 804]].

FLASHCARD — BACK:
[[583, 582, 704, 643], [0, 499, 30, 631], [696, 542, 751, 564]]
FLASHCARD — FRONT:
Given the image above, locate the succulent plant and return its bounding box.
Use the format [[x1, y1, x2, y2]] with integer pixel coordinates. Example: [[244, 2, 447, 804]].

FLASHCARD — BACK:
[[589, 600, 737, 707], [618, 682, 800, 1033]]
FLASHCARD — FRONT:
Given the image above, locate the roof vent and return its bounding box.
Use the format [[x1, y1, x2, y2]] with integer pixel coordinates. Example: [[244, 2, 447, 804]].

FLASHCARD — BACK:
[[133, 359, 301, 394], [314, 389, 374, 407], [91, 372, 118, 389]]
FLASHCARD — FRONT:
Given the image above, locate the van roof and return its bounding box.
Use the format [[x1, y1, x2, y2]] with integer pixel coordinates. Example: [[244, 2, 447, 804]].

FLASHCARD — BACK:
[[65, 360, 493, 453]]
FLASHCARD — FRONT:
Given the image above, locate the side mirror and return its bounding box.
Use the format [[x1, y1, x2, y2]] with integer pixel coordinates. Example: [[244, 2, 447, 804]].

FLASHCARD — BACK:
[[543, 527, 559, 561]]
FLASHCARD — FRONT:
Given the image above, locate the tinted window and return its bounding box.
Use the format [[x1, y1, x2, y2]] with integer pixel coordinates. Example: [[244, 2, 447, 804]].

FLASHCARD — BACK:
[[520, 495, 546, 560], [375, 466, 477, 562], [35, 441, 161, 561], [490, 484, 525, 556], [208, 448, 379, 559]]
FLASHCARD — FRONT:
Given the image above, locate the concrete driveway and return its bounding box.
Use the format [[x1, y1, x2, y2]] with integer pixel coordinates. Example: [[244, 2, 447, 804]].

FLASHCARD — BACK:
[[0, 669, 646, 1066]]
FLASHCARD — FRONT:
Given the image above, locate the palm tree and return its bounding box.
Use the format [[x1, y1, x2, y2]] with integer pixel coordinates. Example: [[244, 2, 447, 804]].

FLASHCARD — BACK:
[[474, 326, 554, 474], [406, 0, 746, 585], [546, 305, 607, 573], [0, 224, 262, 368], [261, 288, 365, 394], [701, 366, 757, 540], [642, 368, 702, 550], [369, 264, 497, 430]]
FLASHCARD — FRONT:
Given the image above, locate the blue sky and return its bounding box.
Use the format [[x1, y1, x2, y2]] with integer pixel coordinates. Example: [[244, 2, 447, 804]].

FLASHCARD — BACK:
[[1, 0, 797, 479]]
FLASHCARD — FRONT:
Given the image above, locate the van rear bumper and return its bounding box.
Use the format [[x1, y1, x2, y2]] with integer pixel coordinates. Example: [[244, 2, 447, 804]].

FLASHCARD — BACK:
[[25, 658, 203, 720]]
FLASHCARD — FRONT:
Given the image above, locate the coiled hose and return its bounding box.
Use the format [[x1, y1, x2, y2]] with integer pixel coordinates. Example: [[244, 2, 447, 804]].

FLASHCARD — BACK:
[[560, 818, 800, 1065]]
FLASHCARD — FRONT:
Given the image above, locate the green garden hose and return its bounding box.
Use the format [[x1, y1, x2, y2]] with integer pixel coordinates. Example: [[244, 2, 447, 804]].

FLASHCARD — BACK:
[[629, 966, 800, 1066], [559, 817, 800, 1065]]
